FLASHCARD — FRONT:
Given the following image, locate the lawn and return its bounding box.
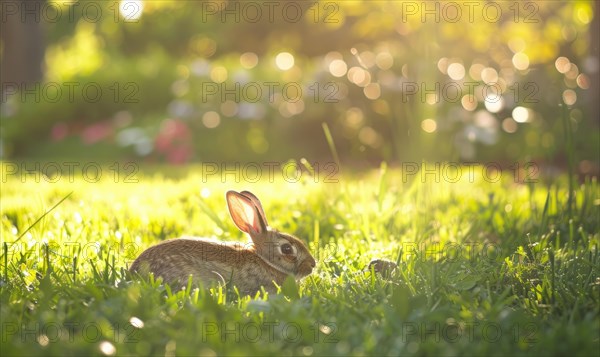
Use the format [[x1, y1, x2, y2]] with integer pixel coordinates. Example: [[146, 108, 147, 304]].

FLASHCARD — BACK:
[[1, 162, 598, 356]]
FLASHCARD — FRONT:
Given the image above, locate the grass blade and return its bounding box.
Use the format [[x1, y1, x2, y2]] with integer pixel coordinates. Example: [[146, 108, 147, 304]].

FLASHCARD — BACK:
[[322, 122, 341, 171], [12, 191, 73, 245]]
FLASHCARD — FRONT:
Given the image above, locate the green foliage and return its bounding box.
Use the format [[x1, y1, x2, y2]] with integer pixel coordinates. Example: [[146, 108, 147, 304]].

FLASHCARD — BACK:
[[2, 1, 598, 166], [1, 165, 598, 355]]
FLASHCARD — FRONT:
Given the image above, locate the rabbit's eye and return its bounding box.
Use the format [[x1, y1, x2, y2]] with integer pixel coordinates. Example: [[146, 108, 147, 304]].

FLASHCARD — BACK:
[[280, 243, 294, 255]]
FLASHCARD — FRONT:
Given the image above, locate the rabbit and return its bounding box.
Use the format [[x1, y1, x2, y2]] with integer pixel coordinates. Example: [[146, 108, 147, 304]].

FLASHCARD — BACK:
[[129, 190, 316, 295]]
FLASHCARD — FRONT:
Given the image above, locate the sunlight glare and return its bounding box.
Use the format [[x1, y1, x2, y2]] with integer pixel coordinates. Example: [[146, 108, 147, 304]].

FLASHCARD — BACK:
[[119, 0, 143, 21]]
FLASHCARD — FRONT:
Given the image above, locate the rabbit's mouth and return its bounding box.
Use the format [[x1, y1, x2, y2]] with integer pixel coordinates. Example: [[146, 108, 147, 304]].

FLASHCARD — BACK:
[[297, 259, 316, 278]]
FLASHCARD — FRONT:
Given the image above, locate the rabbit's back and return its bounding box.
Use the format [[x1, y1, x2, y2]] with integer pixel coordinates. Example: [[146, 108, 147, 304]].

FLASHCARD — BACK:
[[130, 238, 287, 293]]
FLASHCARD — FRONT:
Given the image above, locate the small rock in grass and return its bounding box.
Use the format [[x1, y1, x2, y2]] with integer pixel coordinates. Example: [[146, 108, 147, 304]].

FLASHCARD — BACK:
[[367, 258, 398, 275]]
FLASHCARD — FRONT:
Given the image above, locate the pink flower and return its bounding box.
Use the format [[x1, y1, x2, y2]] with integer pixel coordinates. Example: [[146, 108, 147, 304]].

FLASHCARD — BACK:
[[51, 122, 69, 142], [81, 121, 113, 145], [154, 118, 194, 164], [167, 146, 193, 165]]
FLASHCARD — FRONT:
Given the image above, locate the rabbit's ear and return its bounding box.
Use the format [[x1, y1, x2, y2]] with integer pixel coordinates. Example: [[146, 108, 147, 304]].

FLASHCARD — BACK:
[[226, 191, 267, 235], [240, 191, 269, 227]]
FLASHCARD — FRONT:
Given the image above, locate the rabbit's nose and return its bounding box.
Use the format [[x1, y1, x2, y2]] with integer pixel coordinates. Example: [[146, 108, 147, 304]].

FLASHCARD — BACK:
[[310, 258, 316, 268]]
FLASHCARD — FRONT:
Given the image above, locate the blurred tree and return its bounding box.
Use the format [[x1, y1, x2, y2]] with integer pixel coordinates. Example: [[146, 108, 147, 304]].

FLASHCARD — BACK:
[[0, 0, 597, 171], [0, 0, 46, 94]]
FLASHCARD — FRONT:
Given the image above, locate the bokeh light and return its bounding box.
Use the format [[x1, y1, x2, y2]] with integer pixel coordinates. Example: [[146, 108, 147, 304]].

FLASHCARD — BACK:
[[562, 89, 577, 105], [512, 106, 530, 123], [202, 111, 221, 128], [447, 63, 465, 80], [565, 63, 579, 80], [119, 0, 143, 20], [375, 52, 393, 70], [508, 37, 526, 53], [555, 57, 570, 73], [481, 67, 499, 84], [576, 74, 590, 89], [240, 52, 258, 69], [363, 83, 381, 100], [348, 66, 371, 87], [99, 341, 116, 356], [329, 59, 348, 77], [502, 118, 518, 133], [275, 52, 295, 70], [221, 100, 239, 117], [469, 63, 485, 81], [345, 107, 364, 129], [421, 119, 437, 133], [359, 51, 376, 68], [484, 95, 503, 113], [512, 52, 530, 70], [358, 126, 382, 147], [209, 66, 227, 83], [437, 57, 449, 74], [461, 95, 477, 111]]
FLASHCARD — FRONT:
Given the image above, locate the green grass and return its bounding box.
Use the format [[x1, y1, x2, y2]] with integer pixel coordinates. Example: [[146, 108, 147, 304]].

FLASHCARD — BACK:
[[1, 162, 598, 356]]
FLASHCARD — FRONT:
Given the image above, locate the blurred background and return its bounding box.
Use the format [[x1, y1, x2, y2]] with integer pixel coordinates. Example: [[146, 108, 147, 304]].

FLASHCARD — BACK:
[[1, 0, 598, 174]]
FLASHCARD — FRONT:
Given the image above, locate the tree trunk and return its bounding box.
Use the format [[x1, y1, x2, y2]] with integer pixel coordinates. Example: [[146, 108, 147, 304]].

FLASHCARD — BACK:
[[1, 0, 46, 99], [589, 2, 599, 124]]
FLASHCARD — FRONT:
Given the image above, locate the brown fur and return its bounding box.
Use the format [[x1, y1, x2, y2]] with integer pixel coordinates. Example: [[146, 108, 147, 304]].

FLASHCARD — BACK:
[[129, 191, 316, 295]]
